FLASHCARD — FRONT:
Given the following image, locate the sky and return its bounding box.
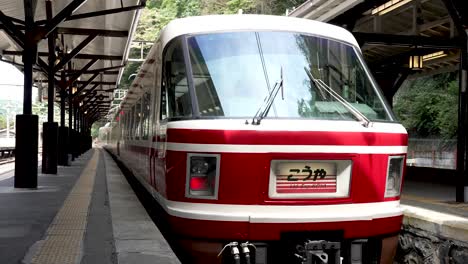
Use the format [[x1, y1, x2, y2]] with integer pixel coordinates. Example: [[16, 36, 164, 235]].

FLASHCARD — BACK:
[[0, 60, 38, 102]]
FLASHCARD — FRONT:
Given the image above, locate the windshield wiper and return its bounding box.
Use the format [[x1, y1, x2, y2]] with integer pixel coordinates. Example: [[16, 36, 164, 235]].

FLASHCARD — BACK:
[[251, 68, 284, 125], [304, 67, 371, 128]]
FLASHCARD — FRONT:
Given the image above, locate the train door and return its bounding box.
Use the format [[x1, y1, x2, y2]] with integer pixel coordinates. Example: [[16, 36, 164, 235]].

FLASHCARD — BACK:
[[141, 91, 151, 184], [149, 42, 163, 195], [154, 38, 190, 198]]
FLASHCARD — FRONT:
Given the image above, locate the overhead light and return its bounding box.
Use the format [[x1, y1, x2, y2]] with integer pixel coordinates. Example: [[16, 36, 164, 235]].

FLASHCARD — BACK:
[[409, 55, 423, 69], [72, 86, 77, 94], [371, 0, 412, 16], [422, 51, 447, 61]]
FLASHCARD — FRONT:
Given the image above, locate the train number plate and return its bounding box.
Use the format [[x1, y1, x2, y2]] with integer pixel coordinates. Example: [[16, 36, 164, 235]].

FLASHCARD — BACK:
[[274, 162, 337, 194]]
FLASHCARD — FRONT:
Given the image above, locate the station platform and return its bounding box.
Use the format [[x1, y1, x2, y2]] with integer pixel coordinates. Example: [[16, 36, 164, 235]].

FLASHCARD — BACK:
[[0, 148, 180, 264], [400, 180, 468, 258]]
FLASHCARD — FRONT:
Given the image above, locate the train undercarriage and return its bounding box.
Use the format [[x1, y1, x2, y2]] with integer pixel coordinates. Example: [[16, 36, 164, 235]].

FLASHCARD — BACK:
[[217, 234, 390, 264]]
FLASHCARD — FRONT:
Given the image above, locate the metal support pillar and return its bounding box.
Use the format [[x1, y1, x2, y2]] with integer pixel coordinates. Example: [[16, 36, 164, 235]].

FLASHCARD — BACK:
[[69, 84, 74, 161], [457, 33, 468, 202], [15, 0, 38, 188], [58, 72, 69, 166], [42, 0, 58, 174], [76, 110, 82, 156], [72, 104, 78, 158], [80, 112, 84, 154]]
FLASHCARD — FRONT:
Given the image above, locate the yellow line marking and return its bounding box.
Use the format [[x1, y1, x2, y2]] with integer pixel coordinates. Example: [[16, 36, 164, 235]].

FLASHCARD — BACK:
[[31, 150, 99, 264]]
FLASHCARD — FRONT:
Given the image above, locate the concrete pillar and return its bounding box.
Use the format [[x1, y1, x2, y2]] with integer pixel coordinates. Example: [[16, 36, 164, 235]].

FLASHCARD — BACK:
[[41, 122, 58, 174], [14, 115, 38, 188], [58, 126, 70, 166]]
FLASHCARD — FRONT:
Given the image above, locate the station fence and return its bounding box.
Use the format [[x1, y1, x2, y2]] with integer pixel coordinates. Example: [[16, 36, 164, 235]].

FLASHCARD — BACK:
[[406, 138, 457, 170]]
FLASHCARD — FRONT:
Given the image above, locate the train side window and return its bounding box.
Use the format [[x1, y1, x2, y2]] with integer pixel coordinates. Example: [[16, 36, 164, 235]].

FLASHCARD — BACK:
[[126, 112, 131, 140], [160, 87, 167, 120], [130, 105, 136, 140], [141, 92, 151, 139], [162, 38, 192, 119], [135, 99, 142, 140]]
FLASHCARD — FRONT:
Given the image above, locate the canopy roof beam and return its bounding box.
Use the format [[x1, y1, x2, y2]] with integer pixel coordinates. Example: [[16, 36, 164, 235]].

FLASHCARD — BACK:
[[38, 80, 115, 86], [2, 50, 123, 61], [65, 64, 126, 75], [66, 58, 98, 87], [54, 33, 97, 71], [65, 70, 119, 76], [354, 32, 463, 49], [72, 73, 100, 100], [441, 0, 467, 36], [0, 11, 25, 49], [36, 1, 146, 25], [74, 83, 100, 103], [56, 27, 128, 37], [41, 0, 88, 39]]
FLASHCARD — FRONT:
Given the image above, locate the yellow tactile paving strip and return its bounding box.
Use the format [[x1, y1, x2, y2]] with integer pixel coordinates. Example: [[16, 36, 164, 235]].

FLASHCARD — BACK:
[[30, 150, 99, 264]]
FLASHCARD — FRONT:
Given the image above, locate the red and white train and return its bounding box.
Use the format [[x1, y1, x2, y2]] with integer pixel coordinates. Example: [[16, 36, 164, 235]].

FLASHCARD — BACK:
[[102, 15, 408, 264]]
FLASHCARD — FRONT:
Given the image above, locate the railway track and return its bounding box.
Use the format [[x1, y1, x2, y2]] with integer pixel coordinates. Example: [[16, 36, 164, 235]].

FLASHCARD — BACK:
[[0, 157, 14, 166], [0, 147, 15, 165], [0, 148, 42, 165]]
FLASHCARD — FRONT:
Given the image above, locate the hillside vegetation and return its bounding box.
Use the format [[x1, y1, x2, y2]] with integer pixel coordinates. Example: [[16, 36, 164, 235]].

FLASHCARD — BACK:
[[120, 0, 301, 88]]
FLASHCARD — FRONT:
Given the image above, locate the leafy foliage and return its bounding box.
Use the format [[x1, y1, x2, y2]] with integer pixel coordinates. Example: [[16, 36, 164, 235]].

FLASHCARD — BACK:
[[393, 72, 458, 139], [0, 115, 5, 129], [91, 122, 104, 139]]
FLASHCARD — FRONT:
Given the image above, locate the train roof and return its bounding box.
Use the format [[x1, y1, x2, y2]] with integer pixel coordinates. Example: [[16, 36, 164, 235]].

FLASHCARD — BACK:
[[159, 14, 360, 48]]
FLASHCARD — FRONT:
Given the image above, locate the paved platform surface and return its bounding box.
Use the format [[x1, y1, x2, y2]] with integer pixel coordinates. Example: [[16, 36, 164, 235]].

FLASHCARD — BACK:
[[401, 180, 468, 244], [0, 148, 180, 264], [401, 180, 468, 218]]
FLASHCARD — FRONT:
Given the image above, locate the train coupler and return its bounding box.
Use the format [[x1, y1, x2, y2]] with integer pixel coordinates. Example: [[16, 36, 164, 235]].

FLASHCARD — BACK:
[[295, 240, 341, 264]]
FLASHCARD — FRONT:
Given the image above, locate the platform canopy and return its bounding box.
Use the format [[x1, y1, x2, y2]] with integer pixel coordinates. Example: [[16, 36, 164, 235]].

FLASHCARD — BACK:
[[288, 0, 466, 80], [0, 0, 144, 121]]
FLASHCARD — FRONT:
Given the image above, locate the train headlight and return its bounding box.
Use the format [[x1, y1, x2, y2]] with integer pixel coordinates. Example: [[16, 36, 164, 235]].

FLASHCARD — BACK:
[[385, 156, 405, 198], [186, 154, 220, 199]]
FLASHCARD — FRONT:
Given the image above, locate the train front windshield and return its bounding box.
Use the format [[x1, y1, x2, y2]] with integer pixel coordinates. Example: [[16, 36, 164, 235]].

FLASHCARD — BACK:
[[168, 31, 394, 122]]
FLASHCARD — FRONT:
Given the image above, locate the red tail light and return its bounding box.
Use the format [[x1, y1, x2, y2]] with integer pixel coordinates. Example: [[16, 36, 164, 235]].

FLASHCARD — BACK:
[[186, 154, 220, 199], [189, 176, 209, 191]]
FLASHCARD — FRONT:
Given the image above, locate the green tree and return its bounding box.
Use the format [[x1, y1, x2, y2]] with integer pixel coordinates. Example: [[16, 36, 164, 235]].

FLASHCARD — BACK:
[[394, 72, 458, 139], [0, 115, 5, 129], [91, 122, 104, 139], [224, 0, 256, 13]]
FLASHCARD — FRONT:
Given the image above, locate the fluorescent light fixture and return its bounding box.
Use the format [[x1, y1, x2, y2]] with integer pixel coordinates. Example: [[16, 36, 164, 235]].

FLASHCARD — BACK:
[[371, 0, 412, 16], [422, 51, 447, 61]]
